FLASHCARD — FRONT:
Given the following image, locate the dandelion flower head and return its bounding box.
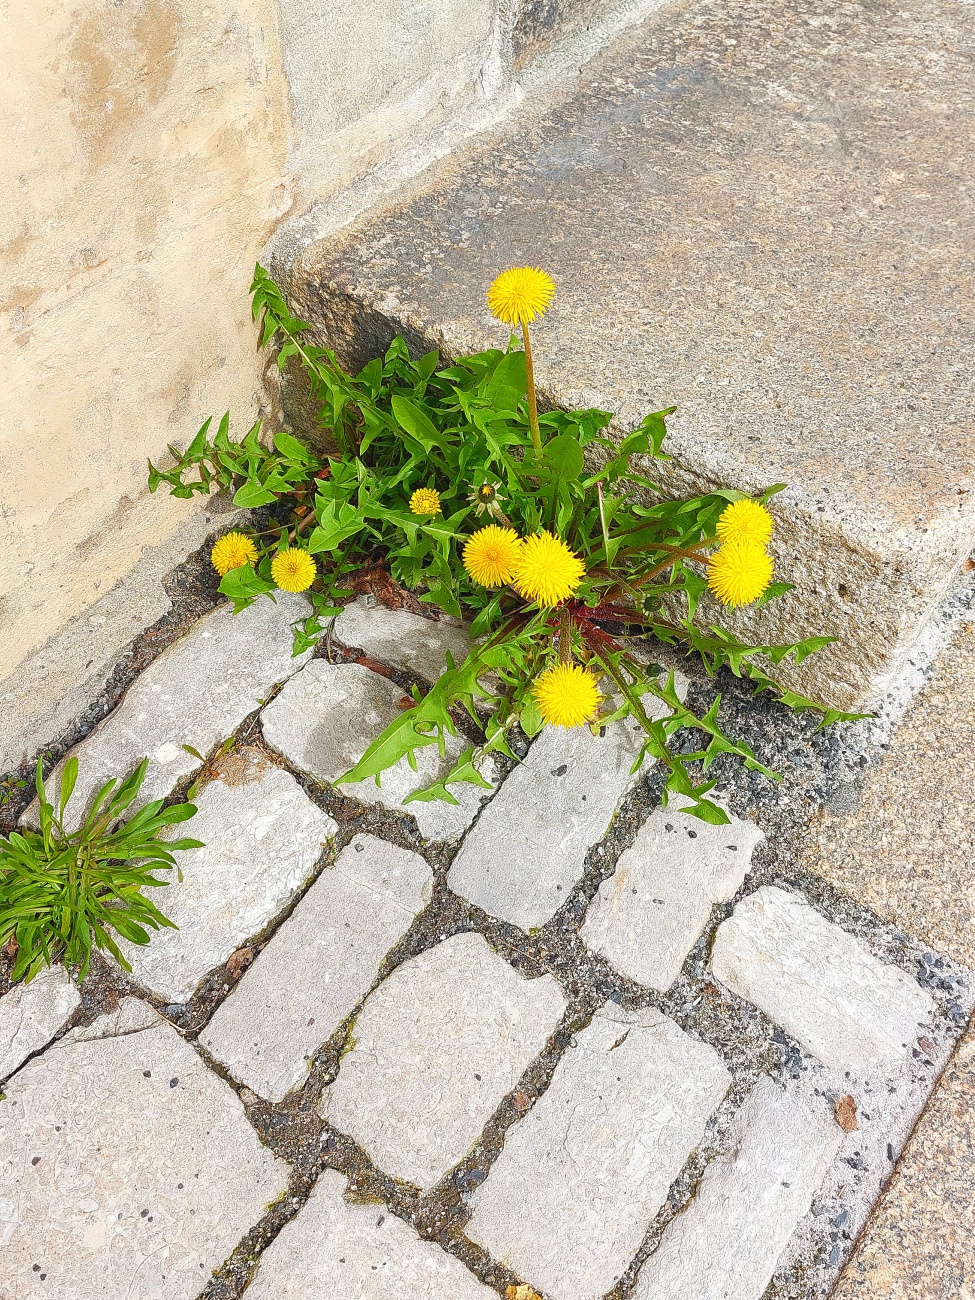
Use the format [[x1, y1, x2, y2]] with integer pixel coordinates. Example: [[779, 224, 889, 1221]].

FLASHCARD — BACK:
[[463, 525, 522, 588], [211, 531, 258, 576], [271, 547, 316, 593], [512, 531, 585, 607], [409, 487, 441, 516], [707, 540, 774, 607], [487, 267, 555, 326], [715, 498, 774, 547], [533, 663, 600, 728]]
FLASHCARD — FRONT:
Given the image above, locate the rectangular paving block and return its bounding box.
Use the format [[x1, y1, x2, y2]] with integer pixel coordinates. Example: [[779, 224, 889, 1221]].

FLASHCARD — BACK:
[[634, 1077, 843, 1300], [447, 713, 652, 930], [261, 659, 497, 841], [333, 596, 472, 682], [244, 1167, 495, 1298], [0, 966, 80, 1081], [289, 0, 975, 710], [320, 932, 567, 1188], [24, 593, 312, 830], [201, 834, 433, 1101], [121, 761, 337, 1002], [581, 799, 763, 991], [465, 1005, 732, 1300], [711, 886, 936, 1079], [0, 1007, 288, 1300]]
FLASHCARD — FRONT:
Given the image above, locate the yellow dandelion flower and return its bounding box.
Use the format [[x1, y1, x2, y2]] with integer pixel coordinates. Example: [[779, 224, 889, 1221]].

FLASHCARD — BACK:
[[409, 487, 441, 515], [533, 663, 600, 728], [487, 267, 555, 326], [716, 498, 774, 547], [463, 525, 522, 588], [211, 531, 258, 577], [271, 547, 316, 593], [707, 541, 774, 607], [512, 531, 585, 607]]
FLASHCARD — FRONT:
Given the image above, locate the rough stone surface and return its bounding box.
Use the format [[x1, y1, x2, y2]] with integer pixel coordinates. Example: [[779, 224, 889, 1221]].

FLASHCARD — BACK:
[[333, 596, 472, 681], [833, 1020, 975, 1300], [122, 766, 337, 1002], [0, 1015, 289, 1300], [25, 595, 312, 830], [465, 1005, 731, 1300], [201, 835, 433, 1101], [244, 1167, 495, 1298], [447, 713, 648, 929], [806, 618, 975, 970], [512, 0, 625, 67], [261, 660, 496, 841], [275, 0, 497, 203], [712, 886, 936, 1078], [634, 1077, 842, 1300], [294, 0, 975, 709], [581, 798, 763, 990], [320, 932, 567, 1188], [0, 966, 80, 1081]]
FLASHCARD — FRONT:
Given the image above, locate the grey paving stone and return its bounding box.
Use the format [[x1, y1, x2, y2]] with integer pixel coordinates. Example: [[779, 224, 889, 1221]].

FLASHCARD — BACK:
[[201, 834, 433, 1101], [333, 596, 472, 681], [581, 799, 764, 991], [0, 1011, 288, 1300], [634, 1077, 843, 1300], [24, 593, 312, 830], [447, 713, 654, 930], [122, 766, 337, 1002], [711, 886, 936, 1078], [261, 660, 496, 841], [319, 932, 566, 1188], [465, 1005, 731, 1300], [0, 966, 80, 1081], [244, 1167, 495, 1298]]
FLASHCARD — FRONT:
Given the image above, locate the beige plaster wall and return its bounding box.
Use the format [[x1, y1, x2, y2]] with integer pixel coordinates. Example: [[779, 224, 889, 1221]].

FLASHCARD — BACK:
[[0, 0, 295, 681]]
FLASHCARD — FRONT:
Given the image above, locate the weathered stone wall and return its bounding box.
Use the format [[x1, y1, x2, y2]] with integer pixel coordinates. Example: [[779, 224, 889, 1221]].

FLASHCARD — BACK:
[[0, 0, 294, 684]]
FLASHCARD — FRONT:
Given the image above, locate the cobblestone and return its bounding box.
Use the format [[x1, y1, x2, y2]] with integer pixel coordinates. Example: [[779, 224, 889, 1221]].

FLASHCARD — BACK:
[[465, 1005, 731, 1300], [447, 715, 651, 929], [261, 660, 496, 841], [633, 1077, 843, 1300], [244, 1167, 496, 1298], [333, 596, 472, 681], [0, 1004, 289, 1300], [581, 799, 763, 991], [712, 886, 936, 1078], [5, 592, 971, 1300], [320, 932, 567, 1188], [201, 835, 433, 1101], [0, 966, 80, 1081], [25, 594, 312, 830], [123, 765, 337, 1002]]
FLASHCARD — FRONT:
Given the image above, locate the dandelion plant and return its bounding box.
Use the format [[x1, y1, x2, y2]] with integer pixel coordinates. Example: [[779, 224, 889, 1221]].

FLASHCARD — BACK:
[[0, 758, 201, 981], [149, 262, 865, 826]]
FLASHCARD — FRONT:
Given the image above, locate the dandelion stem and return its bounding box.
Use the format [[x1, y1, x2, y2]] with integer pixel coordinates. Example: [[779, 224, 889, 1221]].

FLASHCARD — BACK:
[[558, 606, 572, 665], [521, 322, 543, 456]]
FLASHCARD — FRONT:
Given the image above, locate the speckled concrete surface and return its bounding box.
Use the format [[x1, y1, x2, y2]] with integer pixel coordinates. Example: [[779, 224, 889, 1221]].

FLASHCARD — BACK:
[[290, 0, 975, 709], [831, 1021, 975, 1300], [805, 619, 975, 972]]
